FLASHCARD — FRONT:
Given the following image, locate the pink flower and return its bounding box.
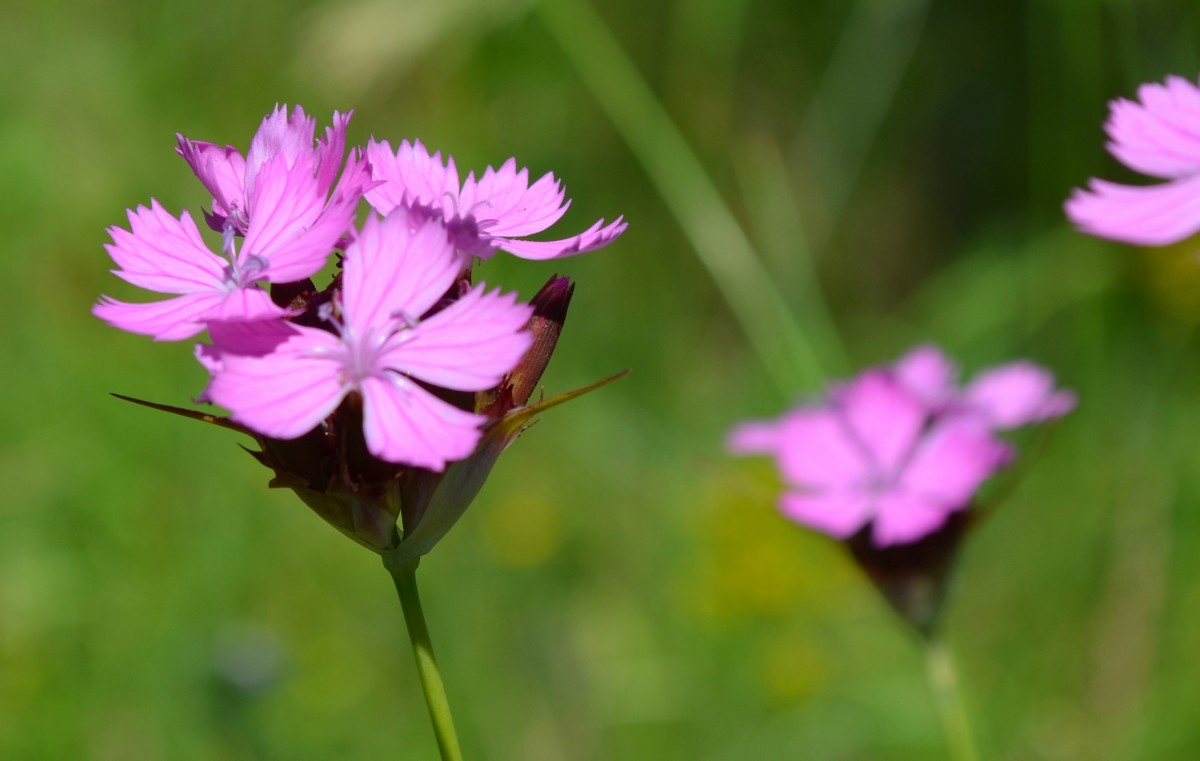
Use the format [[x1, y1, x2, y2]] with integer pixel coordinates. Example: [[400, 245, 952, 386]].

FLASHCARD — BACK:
[[92, 183, 358, 340], [364, 138, 627, 260], [177, 104, 366, 237], [94, 105, 365, 341], [1066, 74, 1200, 245], [728, 348, 1074, 547], [893, 344, 1078, 428], [202, 210, 534, 471]]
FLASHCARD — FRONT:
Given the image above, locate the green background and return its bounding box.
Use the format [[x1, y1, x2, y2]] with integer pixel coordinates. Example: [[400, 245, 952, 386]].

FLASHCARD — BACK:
[[4, 0, 1200, 758]]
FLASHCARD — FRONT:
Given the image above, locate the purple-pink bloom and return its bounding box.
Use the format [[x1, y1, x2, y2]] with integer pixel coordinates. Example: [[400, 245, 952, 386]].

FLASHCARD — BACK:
[[202, 210, 534, 471], [364, 138, 627, 260], [177, 104, 366, 237], [95, 105, 365, 341], [728, 347, 1074, 547], [1065, 74, 1200, 245], [893, 344, 1077, 428]]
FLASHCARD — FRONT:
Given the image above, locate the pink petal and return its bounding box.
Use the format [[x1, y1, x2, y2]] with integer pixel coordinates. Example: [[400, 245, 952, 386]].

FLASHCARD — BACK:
[[894, 343, 958, 408], [207, 317, 300, 358], [380, 284, 533, 391], [460, 161, 571, 238], [329, 147, 372, 204], [773, 407, 871, 491], [253, 187, 359, 285], [726, 420, 786, 455], [362, 139, 407, 214], [836, 371, 925, 475], [342, 211, 463, 333], [175, 137, 247, 228], [1064, 175, 1200, 246], [1105, 75, 1200, 179], [210, 286, 290, 324], [204, 327, 347, 439], [244, 104, 316, 199], [197, 318, 300, 378], [360, 375, 486, 470], [315, 110, 353, 193], [492, 216, 629, 260], [899, 421, 1011, 506], [364, 139, 461, 218], [92, 292, 225, 341], [195, 342, 223, 376], [779, 489, 875, 539], [105, 201, 226, 294], [241, 152, 328, 277], [871, 491, 954, 546], [963, 361, 1076, 428]]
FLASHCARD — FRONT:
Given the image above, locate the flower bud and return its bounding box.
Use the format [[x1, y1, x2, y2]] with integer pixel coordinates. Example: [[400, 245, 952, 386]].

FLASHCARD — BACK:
[[479, 274, 574, 416]]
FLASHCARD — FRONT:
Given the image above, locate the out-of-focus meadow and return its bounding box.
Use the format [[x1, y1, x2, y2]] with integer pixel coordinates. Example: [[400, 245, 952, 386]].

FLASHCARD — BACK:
[[4, 0, 1200, 758]]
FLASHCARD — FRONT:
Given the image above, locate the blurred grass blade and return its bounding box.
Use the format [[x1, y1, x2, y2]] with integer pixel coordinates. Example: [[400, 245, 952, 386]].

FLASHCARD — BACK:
[[734, 135, 849, 376], [537, 0, 840, 396], [798, 0, 930, 246]]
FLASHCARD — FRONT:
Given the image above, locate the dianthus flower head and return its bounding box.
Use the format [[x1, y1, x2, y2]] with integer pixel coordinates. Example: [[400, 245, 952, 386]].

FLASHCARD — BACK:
[[893, 344, 1078, 428], [364, 138, 627, 260], [97, 109, 628, 557], [1065, 73, 1200, 246], [202, 209, 534, 471], [93, 105, 364, 341], [177, 104, 367, 237], [728, 346, 1075, 548]]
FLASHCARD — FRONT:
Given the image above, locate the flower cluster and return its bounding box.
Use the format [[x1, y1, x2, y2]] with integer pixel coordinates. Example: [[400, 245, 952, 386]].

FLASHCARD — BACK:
[[728, 345, 1075, 548], [95, 105, 626, 554], [1066, 73, 1200, 246]]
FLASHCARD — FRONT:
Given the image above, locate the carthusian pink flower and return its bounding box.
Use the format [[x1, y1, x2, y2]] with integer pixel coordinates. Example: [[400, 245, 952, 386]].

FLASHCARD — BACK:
[[177, 104, 366, 237], [92, 194, 356, 340], [893, 344, 1078, 428], [202, 210, 534, 471], [96, 106, 628, 555], [364, 138, 627, 260], [728, 347, 1074, 547], [94, 105, 364, 341], [1066, 73, 1200, 245]]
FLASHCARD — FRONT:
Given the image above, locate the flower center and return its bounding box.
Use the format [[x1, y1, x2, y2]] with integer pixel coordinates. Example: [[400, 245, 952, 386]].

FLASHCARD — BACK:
[[317, 300, 421, 388], [442, 190, 494, 222], [220, 215, 270, 289]]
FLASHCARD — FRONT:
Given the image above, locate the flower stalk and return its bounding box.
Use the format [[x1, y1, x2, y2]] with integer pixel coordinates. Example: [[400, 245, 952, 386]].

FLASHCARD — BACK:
[[387, 559, 464, 761], [925, 636, 980, 761]]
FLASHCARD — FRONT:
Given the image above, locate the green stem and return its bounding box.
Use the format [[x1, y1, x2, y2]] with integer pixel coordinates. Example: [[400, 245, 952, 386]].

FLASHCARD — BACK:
[[389, 562, 464, 761], [925, 637, 980, 761]]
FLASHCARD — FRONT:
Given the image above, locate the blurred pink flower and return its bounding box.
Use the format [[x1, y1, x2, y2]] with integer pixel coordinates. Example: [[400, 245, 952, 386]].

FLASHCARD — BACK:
[[364, 138, 627, 260], [202, 210, 533, 471], [728, 348, 1074, 547], [894, 344, 1078, 428], [1066, 74, 1200, 245]]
